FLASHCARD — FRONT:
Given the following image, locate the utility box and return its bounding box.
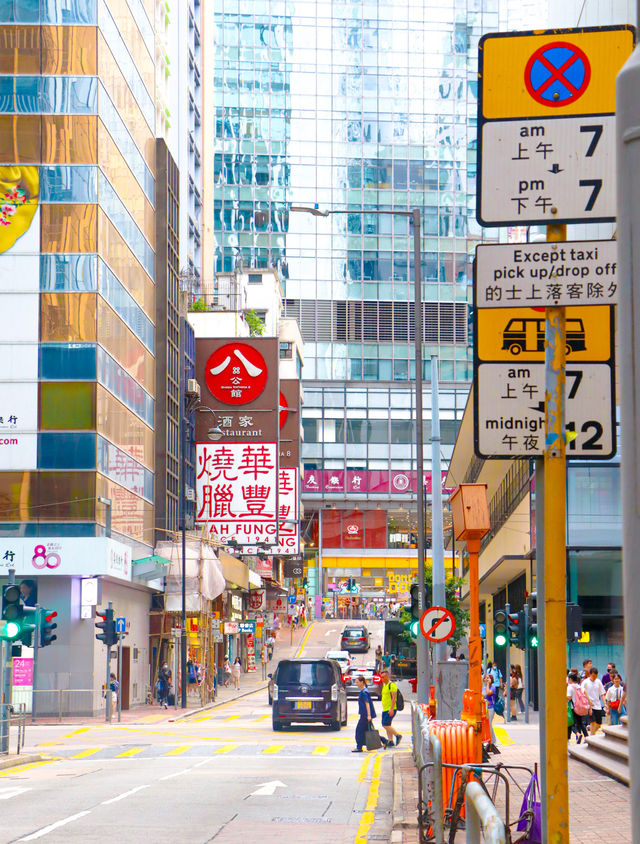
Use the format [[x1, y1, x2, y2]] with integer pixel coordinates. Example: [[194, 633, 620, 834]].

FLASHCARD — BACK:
[[450, 484, 490, 541]]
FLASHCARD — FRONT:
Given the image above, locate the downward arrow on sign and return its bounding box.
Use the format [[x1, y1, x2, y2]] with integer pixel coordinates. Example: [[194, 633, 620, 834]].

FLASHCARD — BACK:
[[250, 780, 287, 797]]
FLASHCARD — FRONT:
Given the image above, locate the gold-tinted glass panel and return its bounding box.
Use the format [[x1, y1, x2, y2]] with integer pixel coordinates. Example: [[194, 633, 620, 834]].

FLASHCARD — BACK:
[[98, 209, 154, 317], [103, 0, 154, 94], [40, 382, 96, 429], [41, 26, 97, 75], [96, 385, 154, 469], [41, 204, 97, 252], [42, 115, 98, 164], [98, 297, 155, 392], [0, 26, 40, 74], [0, 472, 96, 521], [97, 33, 154, 172], [0, 115, 40, 163], [98, 125, 154, 247], [97, 473, 153, 542], [40, 292, 97, 342]]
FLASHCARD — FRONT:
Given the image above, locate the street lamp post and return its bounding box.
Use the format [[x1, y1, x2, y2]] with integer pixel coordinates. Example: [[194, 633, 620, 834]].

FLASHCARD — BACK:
[[290, 205, 428, 704]]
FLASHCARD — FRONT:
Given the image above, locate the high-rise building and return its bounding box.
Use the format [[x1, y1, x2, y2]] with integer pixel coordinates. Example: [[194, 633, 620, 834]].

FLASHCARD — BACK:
[[209, 1, 501, 599], [0, 4, 156, 553]]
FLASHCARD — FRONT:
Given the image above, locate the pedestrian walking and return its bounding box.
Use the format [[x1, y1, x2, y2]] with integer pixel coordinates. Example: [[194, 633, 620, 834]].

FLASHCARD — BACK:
[[579, 658, 593, 681], [353, 676, 381, 752], [379, 669, 401, 747], [267, 633, 276, 660], [231, 656, 242, 691], [509, 666, 519, 720], [374, 645, 383, 672], [581, 666, 606, 734], [567, 670, 589, 743], [223, 658, 232, 687], [157, 661, 172, 708], [487, 660, 503, 694], [602, 662, 616, 686], [483, 673, 500, 753], [606, 673, 627, 725]]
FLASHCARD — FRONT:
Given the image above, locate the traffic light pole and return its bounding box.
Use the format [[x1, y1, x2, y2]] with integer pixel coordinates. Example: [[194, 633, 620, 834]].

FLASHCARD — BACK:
[[504, 602, 511, 724], [105, 601, 113, 723], [523, 604, 530, 725], [430, 356, 447, 691], [32, 606, 40, 723]]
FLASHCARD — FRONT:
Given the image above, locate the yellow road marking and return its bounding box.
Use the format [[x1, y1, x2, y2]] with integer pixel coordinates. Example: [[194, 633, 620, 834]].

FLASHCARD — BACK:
[[358, 752, 374, 783], [295, 622, 315, 657], [224, 714, 240, 721], [354, 753, 383, 843], [116, 747, 143, 757], [252, 714, 271, 722], [37, 741, 61, 747], [69, 748, 101, 759], [63, 728, 91, 738], [262, 744, 284, 754], [0, 760, 54, 777], [312, 746, 329, 755], [138, 714, 169, 724], [213, 743, 238, 754], [493, 726, 515, 746], [164, 745, 193, 755]]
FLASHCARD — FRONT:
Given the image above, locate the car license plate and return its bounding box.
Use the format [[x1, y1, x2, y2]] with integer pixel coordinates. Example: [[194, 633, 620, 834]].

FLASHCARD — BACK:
[[295, 700, 312, 710]]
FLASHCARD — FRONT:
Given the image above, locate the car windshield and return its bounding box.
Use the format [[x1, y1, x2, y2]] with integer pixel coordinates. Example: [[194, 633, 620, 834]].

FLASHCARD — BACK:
[[345, 630, 364, 637], [277, 661, 333, 686]]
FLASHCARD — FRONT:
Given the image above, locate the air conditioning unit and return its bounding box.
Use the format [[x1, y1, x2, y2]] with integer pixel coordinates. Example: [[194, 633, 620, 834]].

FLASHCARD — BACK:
[[185, 487, 195, 502], [186, 379, 201, 400]]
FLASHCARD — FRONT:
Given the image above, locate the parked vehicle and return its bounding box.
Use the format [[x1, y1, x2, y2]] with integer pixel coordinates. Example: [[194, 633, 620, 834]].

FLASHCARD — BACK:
[[343, 665, 382, 700], [340, 625, 370, 653], [271, 659, 348, 731]]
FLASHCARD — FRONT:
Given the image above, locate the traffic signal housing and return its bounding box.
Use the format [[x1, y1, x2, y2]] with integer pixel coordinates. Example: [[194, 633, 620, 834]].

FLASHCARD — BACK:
[[517, 609, 527, 649], [507, 612, 520, 646], [1, 584, 23, 641], [40, 610, 58, 648], [527, 592, 538, 648], [409, 584, 420, 619], [493, 608, 508, 647], [95, 607, 117, 646], [404, 618, 420, 638]]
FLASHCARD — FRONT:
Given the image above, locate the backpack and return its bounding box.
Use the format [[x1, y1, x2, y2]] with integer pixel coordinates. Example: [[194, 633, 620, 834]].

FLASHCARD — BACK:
[[394, 684, 405, 711], [573, 687, 591, 716]]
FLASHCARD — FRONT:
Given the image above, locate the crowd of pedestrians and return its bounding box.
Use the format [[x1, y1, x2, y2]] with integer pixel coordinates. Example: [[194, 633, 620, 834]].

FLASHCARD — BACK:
[[567, 659, 627, 744]]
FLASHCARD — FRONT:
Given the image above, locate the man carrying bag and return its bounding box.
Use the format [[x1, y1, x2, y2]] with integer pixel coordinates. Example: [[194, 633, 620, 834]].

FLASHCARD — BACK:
[[353, 676, 387, 752]]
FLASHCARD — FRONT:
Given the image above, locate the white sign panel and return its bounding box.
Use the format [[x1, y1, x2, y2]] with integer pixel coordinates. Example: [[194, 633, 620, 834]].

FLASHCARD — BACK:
[[479, 115, 615, 225], [0, 538, 132, 581], [475, 240, 618, 308], [475, 362, 615, 457], [196, 442, 278, 545]]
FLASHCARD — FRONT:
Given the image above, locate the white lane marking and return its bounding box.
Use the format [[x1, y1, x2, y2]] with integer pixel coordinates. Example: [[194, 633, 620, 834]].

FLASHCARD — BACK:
[[159, 769, 190, 781], [0, 787, 30, 800], [250, 780, 287, 797], [324, 629, 337, 636], [101, 784, 150, 805], [19, 811, 91, 840]]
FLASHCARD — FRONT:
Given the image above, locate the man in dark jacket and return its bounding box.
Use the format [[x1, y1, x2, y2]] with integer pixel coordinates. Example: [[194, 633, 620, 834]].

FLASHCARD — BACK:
[[353, 675, 385, 752]]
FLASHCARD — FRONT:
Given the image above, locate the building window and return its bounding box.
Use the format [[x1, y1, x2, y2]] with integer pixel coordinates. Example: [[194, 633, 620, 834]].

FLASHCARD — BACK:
[[279, 341, 293, 359], [248, 273, 262, 284]]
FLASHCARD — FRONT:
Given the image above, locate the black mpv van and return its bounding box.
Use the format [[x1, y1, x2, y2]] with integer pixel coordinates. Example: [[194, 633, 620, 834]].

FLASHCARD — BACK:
[[270, 658, 348, 731]]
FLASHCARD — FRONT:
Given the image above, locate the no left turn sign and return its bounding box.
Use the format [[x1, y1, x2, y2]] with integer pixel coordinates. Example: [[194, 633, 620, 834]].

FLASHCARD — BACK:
[[419, 606, 456, 643]]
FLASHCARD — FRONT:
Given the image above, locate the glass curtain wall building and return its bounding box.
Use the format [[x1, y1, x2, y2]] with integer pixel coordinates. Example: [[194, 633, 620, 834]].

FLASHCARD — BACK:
[[213, 0, 499, 590], [0, 1, 156, 555]]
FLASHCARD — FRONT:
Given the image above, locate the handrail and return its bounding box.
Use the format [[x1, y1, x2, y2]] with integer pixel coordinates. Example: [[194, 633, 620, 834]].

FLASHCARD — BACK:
[[465, 781, 507, 844]]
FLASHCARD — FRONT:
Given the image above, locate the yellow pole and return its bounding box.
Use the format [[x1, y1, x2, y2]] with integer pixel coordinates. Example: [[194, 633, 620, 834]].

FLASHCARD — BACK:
[[543, 222, 569, 843]]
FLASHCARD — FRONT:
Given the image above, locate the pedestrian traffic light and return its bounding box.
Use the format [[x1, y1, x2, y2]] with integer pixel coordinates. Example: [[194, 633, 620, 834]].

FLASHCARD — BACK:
[[1, 584, 23, 640], [507, 612, 520, 646], [493, 608, 508, 647], [528, 592, 538, 648], [566, 602, 582, 642], [40, 609, 58, 648], [410, 584, 420, 619], [95, 607, 117, 646]]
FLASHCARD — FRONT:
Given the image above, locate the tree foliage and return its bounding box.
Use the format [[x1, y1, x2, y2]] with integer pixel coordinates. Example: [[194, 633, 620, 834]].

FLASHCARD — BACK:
[[399, 570, 469, 649], [244, 309, 265, 336]]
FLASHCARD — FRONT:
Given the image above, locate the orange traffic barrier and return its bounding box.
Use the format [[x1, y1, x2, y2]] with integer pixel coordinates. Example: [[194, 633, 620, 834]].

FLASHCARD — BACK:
[[428, 720, 478, 820]]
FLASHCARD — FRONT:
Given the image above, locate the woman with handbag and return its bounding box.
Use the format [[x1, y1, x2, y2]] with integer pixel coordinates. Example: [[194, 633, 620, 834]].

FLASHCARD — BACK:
[[483, 673, 500, 754], [353, 676, 386, 752], [606, 673, 627, 725]]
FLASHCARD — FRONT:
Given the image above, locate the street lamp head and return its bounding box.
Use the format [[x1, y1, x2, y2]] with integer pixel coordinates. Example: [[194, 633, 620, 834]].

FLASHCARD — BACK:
[[289, 205, 329, 217], [208, 425, 224, 441]]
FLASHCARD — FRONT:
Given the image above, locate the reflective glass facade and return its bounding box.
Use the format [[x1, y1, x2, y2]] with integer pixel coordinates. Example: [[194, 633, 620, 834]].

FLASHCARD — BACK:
[[0, 0, 156, 554]]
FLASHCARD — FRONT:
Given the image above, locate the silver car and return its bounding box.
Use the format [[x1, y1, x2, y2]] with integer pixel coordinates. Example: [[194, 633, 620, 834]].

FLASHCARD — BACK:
[[343, 665, 382, 700]]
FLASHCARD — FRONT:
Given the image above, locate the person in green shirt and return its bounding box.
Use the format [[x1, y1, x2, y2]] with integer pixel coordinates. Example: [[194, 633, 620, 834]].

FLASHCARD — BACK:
[[379, 669, 401, 747]]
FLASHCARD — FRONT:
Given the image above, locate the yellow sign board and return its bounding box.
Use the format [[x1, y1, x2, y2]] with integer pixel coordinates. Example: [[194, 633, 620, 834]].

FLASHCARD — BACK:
[[476, 305, 612, 363], [480, 26, 634, 120]]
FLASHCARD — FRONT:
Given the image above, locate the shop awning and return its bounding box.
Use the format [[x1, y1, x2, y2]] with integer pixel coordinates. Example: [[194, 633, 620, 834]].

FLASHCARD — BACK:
[[132, 554, 171, 581]]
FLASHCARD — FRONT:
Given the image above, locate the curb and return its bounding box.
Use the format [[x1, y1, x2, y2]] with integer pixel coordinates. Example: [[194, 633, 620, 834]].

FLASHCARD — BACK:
[[0, 754, 44, 771], [392, 752, 419, 831], [169, 683, 268, 722]]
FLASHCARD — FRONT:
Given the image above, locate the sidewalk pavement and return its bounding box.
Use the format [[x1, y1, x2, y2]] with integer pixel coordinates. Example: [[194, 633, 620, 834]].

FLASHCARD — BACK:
[[392, 716, 631, 843], [23, 621, 311, 728]]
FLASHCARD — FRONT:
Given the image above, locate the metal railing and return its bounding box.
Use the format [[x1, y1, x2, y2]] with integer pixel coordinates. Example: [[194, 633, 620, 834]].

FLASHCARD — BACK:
[[466, 781, 507, 844], [411, 702, 445, 844], [30, 689, 106, 721], [0, 704, 27, 755]]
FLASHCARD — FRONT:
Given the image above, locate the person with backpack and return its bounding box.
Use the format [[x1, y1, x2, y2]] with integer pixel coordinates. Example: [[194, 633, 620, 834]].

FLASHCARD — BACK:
[[567, 670, 590, 743], [379, 669, 403, 747]]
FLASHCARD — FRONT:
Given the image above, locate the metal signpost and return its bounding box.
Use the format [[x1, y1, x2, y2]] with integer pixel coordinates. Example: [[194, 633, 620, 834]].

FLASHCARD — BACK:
[[477, 25, 634, 843]]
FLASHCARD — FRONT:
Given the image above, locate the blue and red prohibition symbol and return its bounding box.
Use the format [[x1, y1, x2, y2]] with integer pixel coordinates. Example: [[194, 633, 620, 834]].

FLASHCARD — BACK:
[[525, 41, 591, 107]]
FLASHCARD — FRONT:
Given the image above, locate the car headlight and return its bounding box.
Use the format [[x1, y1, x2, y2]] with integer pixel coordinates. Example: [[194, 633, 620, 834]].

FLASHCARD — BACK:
[[331, 684, 338, 701], [273, 683, 278, 701]]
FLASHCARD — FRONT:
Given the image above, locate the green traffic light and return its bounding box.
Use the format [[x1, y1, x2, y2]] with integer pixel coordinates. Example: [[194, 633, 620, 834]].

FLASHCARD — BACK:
[[2, 620, 20, 639], [409, 620, 419, 638], [495, 632, 507, 647], [530, 635, 539, 648]]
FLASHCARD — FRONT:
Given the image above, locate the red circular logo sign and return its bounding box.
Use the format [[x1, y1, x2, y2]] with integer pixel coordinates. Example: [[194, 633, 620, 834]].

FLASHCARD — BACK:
[[205, 343, 268, 405], [279, 391, 288, 429], [524, 41, 591, 108]]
